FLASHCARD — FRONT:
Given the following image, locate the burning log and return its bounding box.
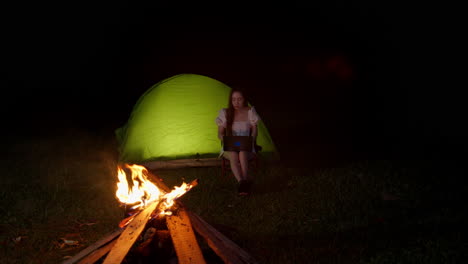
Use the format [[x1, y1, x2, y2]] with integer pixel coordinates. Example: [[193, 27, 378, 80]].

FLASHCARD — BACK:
[[102, 201, 161, 264], [62, 229, 122, 264], [118, 214, 136, 229], [147, 171, 258, 264], [77, 239, 117, 264], [102, 175, 199, 264], [63, 164, 258, 264], [166, 206, 206, 264], [187, 211, 258, 264], [117, 178, 199, 229]]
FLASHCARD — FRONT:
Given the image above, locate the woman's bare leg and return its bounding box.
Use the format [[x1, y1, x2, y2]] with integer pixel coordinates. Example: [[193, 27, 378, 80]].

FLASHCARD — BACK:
[[239, 151, 250, 180], [224, 151, 242, 182]]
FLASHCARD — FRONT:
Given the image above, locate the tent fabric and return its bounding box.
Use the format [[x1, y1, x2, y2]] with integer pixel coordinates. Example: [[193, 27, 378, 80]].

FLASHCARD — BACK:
[[115, 73, 279, 163]]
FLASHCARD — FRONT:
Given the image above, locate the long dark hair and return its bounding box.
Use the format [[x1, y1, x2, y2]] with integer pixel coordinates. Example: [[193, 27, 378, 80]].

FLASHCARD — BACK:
[[225, 89, 248, 136]]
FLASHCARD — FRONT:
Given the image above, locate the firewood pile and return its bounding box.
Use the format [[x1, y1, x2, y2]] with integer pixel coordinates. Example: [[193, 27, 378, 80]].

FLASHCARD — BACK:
[[62, 169, 258, 264]]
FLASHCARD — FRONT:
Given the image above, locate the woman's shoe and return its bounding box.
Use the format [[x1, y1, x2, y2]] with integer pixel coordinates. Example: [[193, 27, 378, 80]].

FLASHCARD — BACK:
[[238, 180, 250, 196]]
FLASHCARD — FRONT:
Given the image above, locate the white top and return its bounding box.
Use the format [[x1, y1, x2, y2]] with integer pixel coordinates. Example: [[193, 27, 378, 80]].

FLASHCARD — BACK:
[[215, 107, 260, 156]]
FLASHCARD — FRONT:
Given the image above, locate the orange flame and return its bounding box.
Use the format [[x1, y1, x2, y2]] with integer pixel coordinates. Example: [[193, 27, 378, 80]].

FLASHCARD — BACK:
[[116, 164, 194, 211], [159, 182, 194, 215], [116, 164, 162, 209]]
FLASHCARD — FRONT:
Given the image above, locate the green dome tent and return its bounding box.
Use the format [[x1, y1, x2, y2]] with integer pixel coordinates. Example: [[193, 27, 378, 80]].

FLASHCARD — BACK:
[[115, 74, 279, 167]]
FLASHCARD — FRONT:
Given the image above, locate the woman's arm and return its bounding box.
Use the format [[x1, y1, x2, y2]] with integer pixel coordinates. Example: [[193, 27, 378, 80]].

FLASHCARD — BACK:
[[251, 124, 258, 140], [248, 107, 259, 140], [218, 126, 225, 141], [251, 124, 258, 151]]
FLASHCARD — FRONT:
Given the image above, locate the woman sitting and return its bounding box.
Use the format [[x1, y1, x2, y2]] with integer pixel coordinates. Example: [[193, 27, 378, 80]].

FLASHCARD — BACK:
[[215, 89, 260, 195]]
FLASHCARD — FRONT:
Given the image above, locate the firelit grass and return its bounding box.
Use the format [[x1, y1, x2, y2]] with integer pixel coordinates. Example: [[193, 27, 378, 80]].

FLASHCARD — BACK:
[[1, 129, 466, 263]]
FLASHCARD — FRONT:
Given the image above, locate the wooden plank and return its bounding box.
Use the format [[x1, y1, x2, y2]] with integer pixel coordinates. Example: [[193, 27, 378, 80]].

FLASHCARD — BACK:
[[187, 211, 258, 264], [102, 201, 159, 264], [61, 228, 122, 264], [62, 167, 206, 263], [141, 158, 222, 170], [77, 239, 117, 264], [166, 207, 206, 264], [148, 170, 257, 263]]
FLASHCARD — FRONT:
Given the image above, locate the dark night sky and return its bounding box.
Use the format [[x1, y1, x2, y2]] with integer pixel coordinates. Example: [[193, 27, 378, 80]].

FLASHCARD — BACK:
[[3, 2, 465, 163]]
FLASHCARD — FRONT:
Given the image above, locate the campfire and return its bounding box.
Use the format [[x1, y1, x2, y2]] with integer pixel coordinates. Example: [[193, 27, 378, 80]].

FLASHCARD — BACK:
[[63, 164, 258, 264]]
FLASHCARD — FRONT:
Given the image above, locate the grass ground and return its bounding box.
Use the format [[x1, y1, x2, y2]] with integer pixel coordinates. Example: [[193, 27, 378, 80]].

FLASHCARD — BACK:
[[1, 126, 466, 263]]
